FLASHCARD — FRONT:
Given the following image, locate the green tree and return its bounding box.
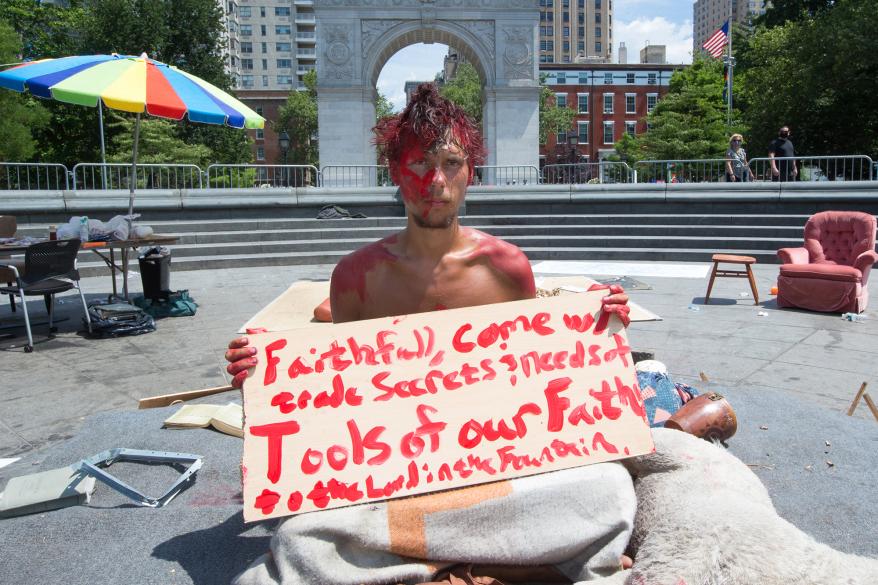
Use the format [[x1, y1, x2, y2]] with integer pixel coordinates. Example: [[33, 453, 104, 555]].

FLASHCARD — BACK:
[[274, 70, 318, 166], [106, 112, 211, 166], [739, 0, 878, 157], [0, 19, 51, 160], [440, 62, 482, 124], [0, 0, 86, 60], [758, 0, 836, 27], [539, 75, 575, 145], [615, 56, 744, 162], [375, 91, 394, 121]]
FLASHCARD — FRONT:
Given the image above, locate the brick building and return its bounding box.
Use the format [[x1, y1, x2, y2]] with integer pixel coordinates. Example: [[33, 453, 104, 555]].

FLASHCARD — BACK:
[[539, 63, 680, 165]]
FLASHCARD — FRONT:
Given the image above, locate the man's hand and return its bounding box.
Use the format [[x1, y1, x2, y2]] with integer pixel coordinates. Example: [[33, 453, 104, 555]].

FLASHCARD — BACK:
[[224, 328, 266, 389], [588, 283, 631, 328]]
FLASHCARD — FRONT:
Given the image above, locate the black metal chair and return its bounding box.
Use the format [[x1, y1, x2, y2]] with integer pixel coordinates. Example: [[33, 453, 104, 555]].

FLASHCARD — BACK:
[[0, 239, 92, 352]]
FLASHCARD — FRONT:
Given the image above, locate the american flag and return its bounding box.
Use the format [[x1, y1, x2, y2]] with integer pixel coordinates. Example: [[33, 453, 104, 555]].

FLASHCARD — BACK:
[[702, 20, 729, 58]]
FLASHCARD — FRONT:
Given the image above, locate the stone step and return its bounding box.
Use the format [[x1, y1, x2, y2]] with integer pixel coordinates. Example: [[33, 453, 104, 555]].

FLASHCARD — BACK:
[[76, 246, 783, 278]]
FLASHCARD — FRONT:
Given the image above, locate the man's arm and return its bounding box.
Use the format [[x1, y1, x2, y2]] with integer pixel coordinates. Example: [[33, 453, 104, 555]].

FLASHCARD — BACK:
[[329, 257, 363, 323]]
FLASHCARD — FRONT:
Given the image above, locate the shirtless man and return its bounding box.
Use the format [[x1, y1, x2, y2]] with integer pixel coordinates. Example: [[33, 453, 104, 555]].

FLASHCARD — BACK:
[[226, 84, 633, 584]]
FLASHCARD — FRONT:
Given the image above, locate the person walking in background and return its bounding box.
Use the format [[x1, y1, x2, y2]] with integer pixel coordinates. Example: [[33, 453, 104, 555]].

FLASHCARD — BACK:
[[725, 133, 753, 182], [768, 125, 797, 182]]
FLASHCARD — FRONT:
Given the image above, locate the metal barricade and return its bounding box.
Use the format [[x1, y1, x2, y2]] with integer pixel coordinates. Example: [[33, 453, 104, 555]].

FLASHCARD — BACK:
[[748, 156, 875, 182], [206, 164, 319, 188], [320, 165, 393, 188], [473, 165, 541, 186], [72, 163, 203, 190], [542, 162, 634, 185], [0, 162, 69, 190], [633, 159, 729, 184]]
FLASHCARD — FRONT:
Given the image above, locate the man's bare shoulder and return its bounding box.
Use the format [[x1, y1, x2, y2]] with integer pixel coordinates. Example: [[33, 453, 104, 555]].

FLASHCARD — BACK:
[[461, 228, 535, 297], [335, 234, 399, 272]]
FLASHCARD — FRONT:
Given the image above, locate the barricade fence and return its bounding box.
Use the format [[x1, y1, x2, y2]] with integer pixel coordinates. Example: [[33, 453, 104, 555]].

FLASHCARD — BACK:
[[206, 164, 319, 188], [542, 162, 634, 185], [1, 162, 69, 191], [72, 163, 203, 190], [1, 156, 875, 190]]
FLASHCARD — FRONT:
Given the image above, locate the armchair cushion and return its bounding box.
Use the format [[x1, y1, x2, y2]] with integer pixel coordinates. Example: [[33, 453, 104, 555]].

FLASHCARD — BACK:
[[779, 263, 861, 283], [777, 247, 809, 265], [803, 211, 876, 266]]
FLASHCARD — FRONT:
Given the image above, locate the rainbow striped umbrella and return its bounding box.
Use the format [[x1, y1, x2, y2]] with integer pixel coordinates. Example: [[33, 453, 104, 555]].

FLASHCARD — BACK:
[[0, 53, 264, 214], [0, 53, 264, 129]]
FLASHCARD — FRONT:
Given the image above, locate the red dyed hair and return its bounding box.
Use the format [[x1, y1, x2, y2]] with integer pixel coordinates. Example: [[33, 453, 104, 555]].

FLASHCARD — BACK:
[[373, 83, 486, 173]]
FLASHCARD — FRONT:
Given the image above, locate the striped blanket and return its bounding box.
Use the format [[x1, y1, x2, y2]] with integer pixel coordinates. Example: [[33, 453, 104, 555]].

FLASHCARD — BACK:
[[233, 462, 635, 585]]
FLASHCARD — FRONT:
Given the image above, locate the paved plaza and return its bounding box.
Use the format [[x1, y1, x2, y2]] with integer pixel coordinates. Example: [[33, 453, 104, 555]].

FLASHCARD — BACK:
[[0, 260, 876, 584]]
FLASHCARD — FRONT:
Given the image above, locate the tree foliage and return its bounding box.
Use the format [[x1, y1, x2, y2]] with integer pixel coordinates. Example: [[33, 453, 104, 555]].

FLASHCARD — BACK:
[[758, 0, 837, 27], [440, 62, 483, 124], [375, 91, 394, 121], [106, 112, 211, 166], [738, 0, 878, 157], [0, 19, 51, 160], [539, 76, 575, 145], [274, 70, 318, 166], [615, 56, 744, 162]]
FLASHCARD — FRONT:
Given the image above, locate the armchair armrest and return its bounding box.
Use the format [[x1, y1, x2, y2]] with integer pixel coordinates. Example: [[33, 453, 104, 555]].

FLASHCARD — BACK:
[[777, 247, 809, 264], [854, 249, 878, 284], [0, 262, 20, 279]]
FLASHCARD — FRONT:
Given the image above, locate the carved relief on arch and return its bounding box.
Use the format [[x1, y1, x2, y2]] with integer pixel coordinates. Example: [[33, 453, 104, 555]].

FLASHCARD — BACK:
[[322, 23, 355, 80], [457, 20, 495, 61], [361, 20, 406, 57], [502, 25, 534, 80]]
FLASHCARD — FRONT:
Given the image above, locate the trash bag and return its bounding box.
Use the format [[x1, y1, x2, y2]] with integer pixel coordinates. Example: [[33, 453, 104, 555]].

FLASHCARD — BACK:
[[85, 301, 155, 338], [133, 290, 198, 318], [315, 205, 367, 219]]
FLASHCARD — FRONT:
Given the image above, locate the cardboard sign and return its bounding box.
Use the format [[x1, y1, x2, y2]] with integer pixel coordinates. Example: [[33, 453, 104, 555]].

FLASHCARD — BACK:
[[241, 292, 654, 522]]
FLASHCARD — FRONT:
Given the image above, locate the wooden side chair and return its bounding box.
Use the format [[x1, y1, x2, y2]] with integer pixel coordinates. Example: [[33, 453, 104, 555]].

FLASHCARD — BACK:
[[704, 254, 759, 305]]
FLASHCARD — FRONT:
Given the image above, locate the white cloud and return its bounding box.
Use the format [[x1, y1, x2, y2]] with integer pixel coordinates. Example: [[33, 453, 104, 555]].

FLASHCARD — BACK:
[[614, 17, 694, 65]]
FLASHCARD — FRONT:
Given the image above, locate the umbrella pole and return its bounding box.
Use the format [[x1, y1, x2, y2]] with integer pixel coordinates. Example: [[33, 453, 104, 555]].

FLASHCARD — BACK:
[[122, 112, 142, 302], [98, 103, 108, 190]]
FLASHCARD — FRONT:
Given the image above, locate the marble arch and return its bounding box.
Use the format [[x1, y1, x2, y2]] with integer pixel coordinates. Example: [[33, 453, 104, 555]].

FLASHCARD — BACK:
[[315, 0, 540, 172]]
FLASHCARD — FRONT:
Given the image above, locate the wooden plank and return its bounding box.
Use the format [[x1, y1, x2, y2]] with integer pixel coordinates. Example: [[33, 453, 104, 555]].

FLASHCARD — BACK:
[[138, 385, 236, 409], [862, 393, 878, 423], [846, 382, 868, 416]]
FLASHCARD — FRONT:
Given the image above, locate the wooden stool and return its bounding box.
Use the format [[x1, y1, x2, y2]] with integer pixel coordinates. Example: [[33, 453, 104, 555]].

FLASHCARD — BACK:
[[705, 254, 759, 305]]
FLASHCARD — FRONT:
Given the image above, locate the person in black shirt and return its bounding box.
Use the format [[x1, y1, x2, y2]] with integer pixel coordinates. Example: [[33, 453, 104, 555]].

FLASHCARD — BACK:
[[768, 126, 797, 182]]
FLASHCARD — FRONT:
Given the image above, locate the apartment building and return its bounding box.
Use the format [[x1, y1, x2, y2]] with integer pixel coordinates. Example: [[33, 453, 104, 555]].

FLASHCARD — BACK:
[[693, 0, 766, 53], [538, 63, 679, 163], [539, 0, 612, 64]]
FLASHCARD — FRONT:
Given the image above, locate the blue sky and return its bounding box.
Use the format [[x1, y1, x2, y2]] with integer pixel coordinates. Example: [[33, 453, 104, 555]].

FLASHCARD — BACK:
[[377, 0, 694, 111]]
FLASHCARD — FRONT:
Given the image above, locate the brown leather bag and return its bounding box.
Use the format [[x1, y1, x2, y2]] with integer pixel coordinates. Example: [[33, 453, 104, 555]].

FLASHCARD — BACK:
[[664, 392, 738, 442]]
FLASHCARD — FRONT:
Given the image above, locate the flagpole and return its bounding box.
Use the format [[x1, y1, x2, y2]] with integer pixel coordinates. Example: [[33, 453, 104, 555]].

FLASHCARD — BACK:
[[726, 1, 733, 127]]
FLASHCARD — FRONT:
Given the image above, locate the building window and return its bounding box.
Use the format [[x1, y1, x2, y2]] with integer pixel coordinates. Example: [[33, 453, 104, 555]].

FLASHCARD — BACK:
[[578, 12, 584, 24], [603, 121, 614, 144], [603, 93, 614, 113], [277, 59, 292, 69], [594, 0, 600, 7], [577, 93, 588, 113], [540, 40, 554, 51], [625, 121, 636, 136], [256, 146, 265, 161], [563, 26, 570, 37], [563, 41, 570, 52], [261, 42, 267, 53], [241, 75, 254, 88], [256, 129, 264, 140], [240, 24, 252, 36], [563, 55, 570, 63], [275, 6, 291, 16], [579, 72, 588, 83], [556, 73, 566, 84], [578, 121, 589, 144], [260, 24, 266, 36], [555, 93, 568, 108], [276, 25, 291, 35], [647, 93, 658, 113], [241, 58, 253, 70], [563, 11, 570, 22], [595, 12, 601, 23], [262, 58, 268, 69], [260, 6, 265, 17], [595, 26, 601, 38], [545, 55, 554, 63], [595, 41, 602, 53], [558, 129, 568, 144], [241, 42, 253, 53], [277, 76, 293, 85], [626, 72, 635, 83], [262, 75, 269, 87], [577, 40, 585, 52], [603, 72, 613, 84], [239, 6, 250, 17], [648, 73, 657, 84], [255, 106, 263, 115], [578, 26, 584, 37], [276, 42, 292, 52], [625, 93, 636, 113]]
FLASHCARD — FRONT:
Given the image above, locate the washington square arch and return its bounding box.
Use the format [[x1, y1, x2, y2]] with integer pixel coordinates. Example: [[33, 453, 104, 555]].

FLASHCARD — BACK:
[[314, 0, 541, 170]]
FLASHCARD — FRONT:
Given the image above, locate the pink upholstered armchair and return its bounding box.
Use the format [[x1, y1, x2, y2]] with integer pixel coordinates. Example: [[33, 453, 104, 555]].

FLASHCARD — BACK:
[[776, 211, 878, 313]]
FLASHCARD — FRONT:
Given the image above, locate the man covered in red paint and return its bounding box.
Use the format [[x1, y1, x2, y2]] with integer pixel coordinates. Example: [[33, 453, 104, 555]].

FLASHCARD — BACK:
[[227, 85, 635, 585]]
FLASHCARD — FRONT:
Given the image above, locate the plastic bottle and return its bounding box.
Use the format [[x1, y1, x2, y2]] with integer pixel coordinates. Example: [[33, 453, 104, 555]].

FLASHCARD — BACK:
[[79, 216, 89, 242], [49, 225, 57, 241], [841, 312, 866, 323]]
